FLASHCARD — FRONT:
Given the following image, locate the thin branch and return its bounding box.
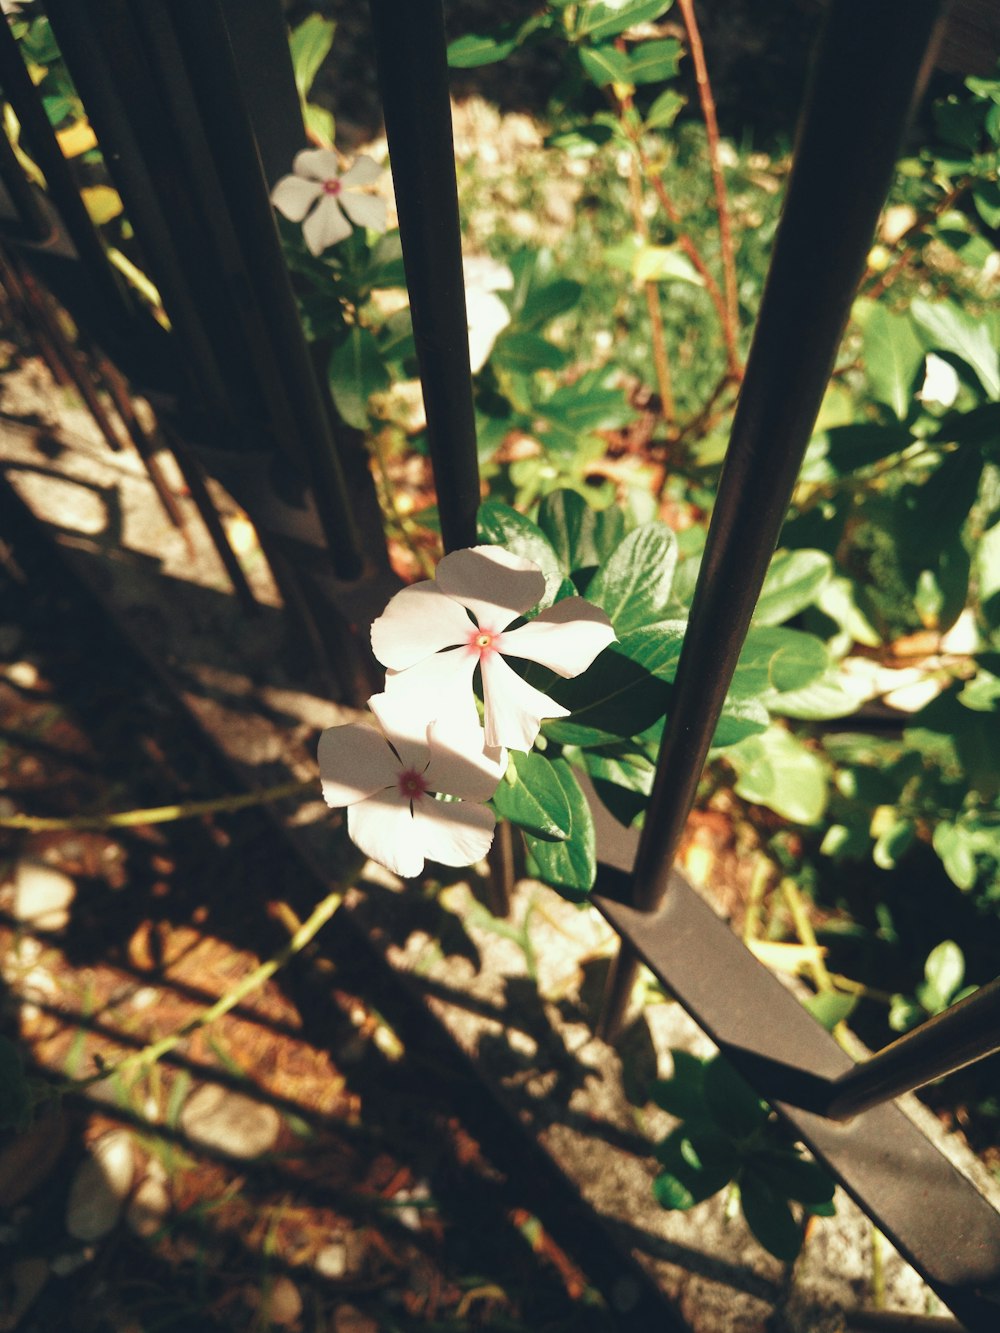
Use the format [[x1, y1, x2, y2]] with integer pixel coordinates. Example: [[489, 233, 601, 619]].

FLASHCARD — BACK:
[[624, 134, 676, 424], [862, 176, 973, 301], [677, 0, 739, 350]]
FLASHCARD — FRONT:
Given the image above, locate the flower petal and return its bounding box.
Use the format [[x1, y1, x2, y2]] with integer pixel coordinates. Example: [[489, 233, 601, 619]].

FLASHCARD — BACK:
[[412, 796, 495, 868], [463, 254, 514, 294], [348, 788, 425, 878], [292, 147, 342, 182], [436, 546, 546, 633], [424, 717, 506, 802], [466, 289, 511, 373], [381, 647, 480, 733], [302, 196, 352, 254], [340, 154, 382, 188], [270, 174, 323, 222], [368, 690, 430, 774], [501, 597, 616, 678], [340, 191, 387, 234], [317, 722, 399, 808], [481, 652, 568, 751], [371, 580, 474, 670]]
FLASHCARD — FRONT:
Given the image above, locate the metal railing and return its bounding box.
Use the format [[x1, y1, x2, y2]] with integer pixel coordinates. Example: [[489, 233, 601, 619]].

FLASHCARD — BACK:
[[1, 2, 999, 1328]]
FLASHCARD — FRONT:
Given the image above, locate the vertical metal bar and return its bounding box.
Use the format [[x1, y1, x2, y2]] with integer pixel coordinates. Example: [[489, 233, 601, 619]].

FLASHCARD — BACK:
[[0, 121, 52, 242], [600, 0, 948, 1040], [163, 0, 365, 580], [822, 977, 1000, 1121], [368, 0, 481, 555]]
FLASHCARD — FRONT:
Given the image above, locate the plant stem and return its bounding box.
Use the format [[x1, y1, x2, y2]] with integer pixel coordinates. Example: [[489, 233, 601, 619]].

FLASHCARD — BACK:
[[862, 176, 973, 301], [371, 423, 437, 577], [676, 0, 739, 350], [0, 778, 316, 831], [743, 854, 775, 943], [69, 887, 345, 1090]]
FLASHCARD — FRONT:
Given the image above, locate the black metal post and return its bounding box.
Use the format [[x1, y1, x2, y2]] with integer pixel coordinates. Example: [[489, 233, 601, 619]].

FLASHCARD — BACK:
[[368, 0, 481, 555], [599, 0, 948, 1041], [0, 121, 52, 243], [822, 977, 1000, 1121]]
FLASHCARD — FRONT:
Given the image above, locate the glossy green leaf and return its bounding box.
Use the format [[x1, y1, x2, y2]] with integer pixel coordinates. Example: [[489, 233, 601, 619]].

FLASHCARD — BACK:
[[649, 1050, 706, 1119], [544, 646, 670, 747], [539, 372, 635, 434], [446, 17, 552, 67], [491, 330, 568, 374], [575, 0, 673, 42], [872, 816, 915, 870], [653, 1127, 739, 1210], [712, 695, 770, 746], [932, 821, 979, 890], [579, 43, 633, 88], [726, 727, 828, 825], [289, 15, 335, 100], [732, 628, 828, 698], [646, 87, 686, 129], [753, 550, 833, 627], [912, 299, 1000, 400], [584, 749, 654, 827], [615, 622, 688, 677], [739, 1170, 803, 1262], [863, 305, 925, 419], [802, 990, 858, 1031], [750, 1150, 836, 1207], [522, 759, 596, 895], [800, 422, 915, 483], [627, 38, 681, 84], [587, 523, 678, 632], [921, 939, 965, 1010], [518, 277, 584, 330], [327, 326, 389, 429], [490, 750, 572, 841], [633, 244, 704, 286], [477, 501, 564, 609], [703, 1056, 768, 1140], [538, 490, 627, 578]]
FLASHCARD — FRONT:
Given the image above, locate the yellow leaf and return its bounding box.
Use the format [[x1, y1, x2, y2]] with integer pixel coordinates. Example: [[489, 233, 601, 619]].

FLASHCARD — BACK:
[[56, 119, 97, 158], [81, 185, 123, 226]]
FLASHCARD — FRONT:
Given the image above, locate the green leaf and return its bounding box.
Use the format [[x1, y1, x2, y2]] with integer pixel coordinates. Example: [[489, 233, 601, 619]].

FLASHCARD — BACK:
[[732, 628, 828, 697], [649, 1050, 706, 1119], [872, 816, 915, 870], [653, 1127, 739, 1210], [802, 990, 858, 1030], [614, 622, 687, 677], [753, 550, 833, 627], [584, 749, 654, 826], [539, 372, 635, 434], [973, 180, 1000, 230], [538, 490, 625, 577], [932, 821, 979, 890], [726, 727, 828, 825], [739, 1170, 803, 1262], [491, 330, 568, 374], [632, 244, 704, 286], [576, 0, 673, 43], [750, 1150, 836, 1207], [712, 695, 770, 746], [522, 759, 596, 896], [703, 1056, 768, 1140], [911, 299, 1000, 400], [447, 19, 544, 68], [544, 646, 670, 746], [645, 88, 686, 129], [579, 43, 633, 88], [289, 15, 335, 101], [921, 939, 966, 1010], [518, 277, 584, 330], [477, 501, 564, 609], [491, 750, 572, 841], [863, 305, 925, 419], [800, 422, 914, 483], [587, 523, 678, 632], [626, 38, 681, 85], [327, 326, 389, 429], [544, 121, 617, 157]]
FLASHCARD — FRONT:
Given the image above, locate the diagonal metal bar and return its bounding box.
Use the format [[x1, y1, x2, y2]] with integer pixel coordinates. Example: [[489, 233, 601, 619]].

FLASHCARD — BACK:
[[599, 0, 949, 1041], [368, 0, 481, 555]]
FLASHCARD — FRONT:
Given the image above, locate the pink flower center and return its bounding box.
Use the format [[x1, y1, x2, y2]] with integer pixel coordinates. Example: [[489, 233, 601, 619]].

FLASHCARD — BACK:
[[468, 626, 501, 660], [397, 769, 427, 801], [322, 178, 342, 195]]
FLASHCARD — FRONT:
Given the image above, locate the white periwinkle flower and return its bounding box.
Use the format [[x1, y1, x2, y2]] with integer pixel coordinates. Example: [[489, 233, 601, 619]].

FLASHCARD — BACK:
[[464, 255, 514, 373], [917, 352, 960, 409], [318, 692, 504, 878], [371, 546, 616, 752], [271, 150, 387, 256]]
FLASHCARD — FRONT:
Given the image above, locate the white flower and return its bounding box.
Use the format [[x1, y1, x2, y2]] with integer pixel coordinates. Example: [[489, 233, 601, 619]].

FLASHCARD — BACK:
[[917, 352, 960, 409], [318, 692, 504, 878], [464, 255, 513, 373], [271, 150, 387, 256], [371, 546, 616, 752]]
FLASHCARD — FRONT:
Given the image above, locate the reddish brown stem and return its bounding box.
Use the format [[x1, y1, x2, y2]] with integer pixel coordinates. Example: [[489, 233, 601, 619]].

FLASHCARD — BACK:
[[677, 0, 740, 357], [862, 176, 972, 301], [626, 141, 676, 424]]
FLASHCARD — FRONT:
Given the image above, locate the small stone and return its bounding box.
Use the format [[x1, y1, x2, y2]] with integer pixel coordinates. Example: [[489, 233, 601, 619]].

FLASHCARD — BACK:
[[332, 1304, 378, 1333], [313, 1240, 348, 1279], [12, 860, 75, 931], [180, 1084, 280, 1159], [65, 1130, 134, 1241], [6, 661, 38, 690], [261, 1276, 302, 1326], [126, 1175, 170, 1239]]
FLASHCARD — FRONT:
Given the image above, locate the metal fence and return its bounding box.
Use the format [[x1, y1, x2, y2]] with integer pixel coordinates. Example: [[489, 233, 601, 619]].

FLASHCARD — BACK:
[[2, 1, 1000, 1327]]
